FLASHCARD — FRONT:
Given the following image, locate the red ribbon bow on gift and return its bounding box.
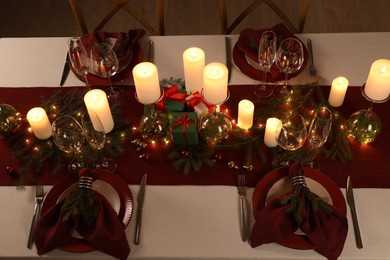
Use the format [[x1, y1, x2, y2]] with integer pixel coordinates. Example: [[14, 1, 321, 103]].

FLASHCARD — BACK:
[[186, 91, 213, 112], [156, 85, 187, 112], [172, 112, 195, 145]]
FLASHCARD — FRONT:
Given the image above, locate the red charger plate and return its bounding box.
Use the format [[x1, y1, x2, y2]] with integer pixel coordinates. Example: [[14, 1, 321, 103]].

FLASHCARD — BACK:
[[41, 171, 133, 253], [252, 166, 346, 249]]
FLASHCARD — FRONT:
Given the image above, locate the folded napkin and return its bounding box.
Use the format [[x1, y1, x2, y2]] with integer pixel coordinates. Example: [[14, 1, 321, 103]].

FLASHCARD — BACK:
[[33, 168, 130, 260], [250, 163, 348, 260], [236, 23, 306, 80], [81, 29, 145, 69]]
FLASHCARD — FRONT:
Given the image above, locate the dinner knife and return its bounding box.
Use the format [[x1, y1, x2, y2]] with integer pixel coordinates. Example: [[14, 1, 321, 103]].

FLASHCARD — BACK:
[[148, 40, 154, 63], [60, 52, 70, 86], [346, 175, 363, 249], [225, 36, 232, 83], [134, 173, 148, 245]]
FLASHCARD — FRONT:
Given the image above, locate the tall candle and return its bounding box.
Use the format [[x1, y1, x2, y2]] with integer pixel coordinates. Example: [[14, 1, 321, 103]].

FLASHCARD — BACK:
[[264, 118, 281, 147], [237, 99, 254, 129], [84, 89, 114, 133], [132, 62, 160, 104], [183, 47, 205, 94], [203, 62, 228, 104], [365, 59, 390, 101], [26, 107, 52, 140], [328, 76, 349, 107]]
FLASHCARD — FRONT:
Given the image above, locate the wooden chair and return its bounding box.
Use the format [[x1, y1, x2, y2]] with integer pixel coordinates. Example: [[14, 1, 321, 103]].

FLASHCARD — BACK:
[[68, 0, 165, 35], [218, 0, 311, 34]]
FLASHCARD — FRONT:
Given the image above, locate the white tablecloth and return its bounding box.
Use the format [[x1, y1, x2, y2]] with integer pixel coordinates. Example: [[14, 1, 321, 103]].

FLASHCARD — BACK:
[[1, 33, 390, 259]]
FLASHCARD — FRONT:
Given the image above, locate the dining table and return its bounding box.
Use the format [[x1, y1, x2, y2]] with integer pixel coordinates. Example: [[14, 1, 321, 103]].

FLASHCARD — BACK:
[[1, 30, 390, 260]]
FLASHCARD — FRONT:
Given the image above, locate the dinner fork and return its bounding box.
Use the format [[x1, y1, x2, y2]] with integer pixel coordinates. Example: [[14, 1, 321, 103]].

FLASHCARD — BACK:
[[307, 39, 317, 76], [27, 182, 44, 249], [237, 174, 247, 242]]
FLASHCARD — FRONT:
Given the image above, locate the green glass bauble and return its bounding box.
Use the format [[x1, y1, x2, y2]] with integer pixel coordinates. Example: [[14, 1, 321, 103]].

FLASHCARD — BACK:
[[347, 109, 381, 144]]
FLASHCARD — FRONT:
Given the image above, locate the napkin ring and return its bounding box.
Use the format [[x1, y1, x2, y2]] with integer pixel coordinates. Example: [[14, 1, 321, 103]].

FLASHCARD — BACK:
[[79, 176, 94, 189], [291, 174, 307, 187]]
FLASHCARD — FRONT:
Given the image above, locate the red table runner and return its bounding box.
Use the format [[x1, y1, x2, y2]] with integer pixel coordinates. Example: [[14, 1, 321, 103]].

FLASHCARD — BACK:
[[1, 85, 389, 188]]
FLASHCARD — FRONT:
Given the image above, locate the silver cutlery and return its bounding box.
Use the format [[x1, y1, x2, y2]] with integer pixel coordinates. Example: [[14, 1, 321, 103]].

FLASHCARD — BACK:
[[225, 36, 232, 83], [134, 173, 148, 245], [60, 52, 70, 86], [27, 182, 44, 249], [346, 175, 363, 249], [148, 40, 154, 63], [307, 39, 317, 76], [237, 174, 247, 242]]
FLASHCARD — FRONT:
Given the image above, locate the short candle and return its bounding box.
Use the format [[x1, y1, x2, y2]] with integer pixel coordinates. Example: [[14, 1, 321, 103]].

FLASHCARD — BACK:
[[365, 59, 390, 101], [84, 89, 114, 133], [26, 107, 52, 140], [133, 62, 161, 104], [237, 99, 254, 130], [183, 47, 205, 94], [264, 118, 281, 147], [203, 62, 228, 105], [328, 76, 349, 107]]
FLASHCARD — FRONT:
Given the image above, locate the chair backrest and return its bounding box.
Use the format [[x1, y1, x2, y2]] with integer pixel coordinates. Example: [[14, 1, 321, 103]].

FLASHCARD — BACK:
[[220, 0, 311, 34], [68, 0, 165, 35]]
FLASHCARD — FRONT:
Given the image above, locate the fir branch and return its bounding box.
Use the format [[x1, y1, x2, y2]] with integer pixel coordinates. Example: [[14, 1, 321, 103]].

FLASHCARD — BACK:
[[169, 145, 215, 175]]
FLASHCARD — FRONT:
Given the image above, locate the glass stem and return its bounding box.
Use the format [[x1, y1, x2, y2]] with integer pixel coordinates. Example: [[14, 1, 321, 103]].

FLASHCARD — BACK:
[[261, 71, 267, 90]]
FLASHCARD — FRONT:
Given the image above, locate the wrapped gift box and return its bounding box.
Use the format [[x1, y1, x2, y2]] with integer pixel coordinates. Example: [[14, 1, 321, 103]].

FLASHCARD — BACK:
[[170, 112, 198, 145]]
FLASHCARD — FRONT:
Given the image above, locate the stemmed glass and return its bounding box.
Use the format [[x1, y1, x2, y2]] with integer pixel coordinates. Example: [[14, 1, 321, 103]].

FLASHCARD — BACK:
[[52, 115, 87, 173], [68, 37, 89, 86], [276, 113, 307, 151], [274, 38, 304, 101], [90, 43, 124, 104], [307, 107, 332, 168], [81, 111, 117, 172], [254, 30, 277, 98]]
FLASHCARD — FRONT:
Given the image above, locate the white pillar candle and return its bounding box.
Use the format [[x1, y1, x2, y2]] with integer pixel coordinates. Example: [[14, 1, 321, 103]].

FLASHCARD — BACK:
[[132, 62, 161, 104], [84, 89, 114, 133], [183, 47, 205, 94], [26, 107, 52, 140], [237, 99, 254, 130], [328, 76, 349, 107], [365, 59, 390, 101], [264, 118, 281, 147], [203, 62, 228, 105]]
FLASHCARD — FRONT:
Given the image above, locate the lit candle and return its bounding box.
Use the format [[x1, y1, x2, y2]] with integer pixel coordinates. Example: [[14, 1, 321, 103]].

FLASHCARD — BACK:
[[203, 62, 228, 104], [264, 118, 281, 147], [183, 47, 205, 94], [365, 59, 390, 101], [26, 107, 52, 140], [237, 99, 254, 129], [132, 62, 161, 104], [328, 76, 349, 107], [84, 89, 114, 133]]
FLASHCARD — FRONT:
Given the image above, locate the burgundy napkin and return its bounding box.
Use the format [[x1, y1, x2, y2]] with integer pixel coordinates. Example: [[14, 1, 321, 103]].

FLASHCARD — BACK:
[[81, 29, 145, 69], [250, 164, 348, 260], [235, 23, 307, 81], [33, 168, 130, 260]]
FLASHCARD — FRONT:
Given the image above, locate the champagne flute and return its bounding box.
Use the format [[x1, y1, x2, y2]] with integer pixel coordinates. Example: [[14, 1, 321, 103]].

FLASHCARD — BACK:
[[52, 115, 86, 173], [68, 37, 89, 86], [273, 38, 304, 101], [307, 107, 332, 168], [81, 111, 117, 173], [90, 43, 124, 104], [254, 30, 277, 98]]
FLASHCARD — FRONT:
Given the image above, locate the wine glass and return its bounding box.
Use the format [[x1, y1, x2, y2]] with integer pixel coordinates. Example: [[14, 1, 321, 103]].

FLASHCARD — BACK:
[[52, 115, 86, 173], [68, 37, 89, 86], [254, 30, 277, 98], [307, 107, 332, 168], [276, 113, 307, 151], [81, 111, 117, 172], [90, 43, 124, 104], [273, 38, 304, 101]]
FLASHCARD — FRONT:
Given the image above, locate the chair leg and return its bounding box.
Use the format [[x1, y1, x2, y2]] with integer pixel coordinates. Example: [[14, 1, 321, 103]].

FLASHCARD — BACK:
[[68, 0, 89, 34], [225, 0, 266, 34], [264, 0, 297, 33], [94, 1, 125, 32], [157, 0, 165, 35], [217, 0, 228, 34], [298, 0, 311, 33]]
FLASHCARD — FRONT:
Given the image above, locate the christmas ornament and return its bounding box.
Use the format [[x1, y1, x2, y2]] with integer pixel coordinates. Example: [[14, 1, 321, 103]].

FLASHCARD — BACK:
[[5, 166, 18, 178], [0, 104, 22, 135]]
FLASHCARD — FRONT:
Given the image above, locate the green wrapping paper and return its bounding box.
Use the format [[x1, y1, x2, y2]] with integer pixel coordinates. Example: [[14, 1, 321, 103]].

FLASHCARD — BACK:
[[170, 112, 199, 145]]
